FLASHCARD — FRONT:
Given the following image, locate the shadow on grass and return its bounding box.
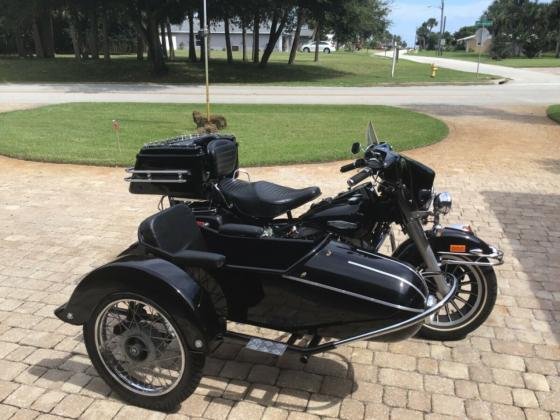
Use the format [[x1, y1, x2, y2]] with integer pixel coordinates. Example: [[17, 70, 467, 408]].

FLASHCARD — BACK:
[[481, 191, 560, 342], [0, 56, 350, 86]]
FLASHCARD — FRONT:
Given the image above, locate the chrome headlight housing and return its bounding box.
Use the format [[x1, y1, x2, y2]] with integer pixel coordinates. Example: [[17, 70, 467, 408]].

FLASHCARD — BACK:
[[433, 192, 452, 215]]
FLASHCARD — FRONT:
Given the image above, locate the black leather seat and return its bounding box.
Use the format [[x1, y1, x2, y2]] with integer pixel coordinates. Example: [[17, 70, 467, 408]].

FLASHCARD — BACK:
[[219, 178, 321, 219], [138, 204, 225, 269]]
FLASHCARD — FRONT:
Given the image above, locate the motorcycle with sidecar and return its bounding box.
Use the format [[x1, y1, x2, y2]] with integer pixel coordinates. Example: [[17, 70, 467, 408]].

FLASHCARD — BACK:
[[55, 127, 502, 411]]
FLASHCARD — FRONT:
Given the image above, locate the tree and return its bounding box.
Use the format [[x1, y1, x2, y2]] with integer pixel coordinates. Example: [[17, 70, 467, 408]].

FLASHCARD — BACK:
[[548, 0, 560, 58], [260, 1, 293, 66]]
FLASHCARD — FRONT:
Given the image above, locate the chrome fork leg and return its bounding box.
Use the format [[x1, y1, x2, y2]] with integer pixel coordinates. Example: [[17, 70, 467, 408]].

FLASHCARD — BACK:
[[406, 218, 450, 297]]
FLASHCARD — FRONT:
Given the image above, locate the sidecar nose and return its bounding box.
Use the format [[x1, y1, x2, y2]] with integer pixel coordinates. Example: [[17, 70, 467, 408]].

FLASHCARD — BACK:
[[54, 303, 81, 325]]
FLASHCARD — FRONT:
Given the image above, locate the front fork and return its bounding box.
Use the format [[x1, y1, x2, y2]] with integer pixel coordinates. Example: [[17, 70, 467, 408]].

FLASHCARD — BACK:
[[405, 217, 450, 297]]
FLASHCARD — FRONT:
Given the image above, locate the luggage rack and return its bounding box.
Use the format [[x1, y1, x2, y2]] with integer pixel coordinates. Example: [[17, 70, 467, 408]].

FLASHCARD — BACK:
[[124, 168, 192, 184]]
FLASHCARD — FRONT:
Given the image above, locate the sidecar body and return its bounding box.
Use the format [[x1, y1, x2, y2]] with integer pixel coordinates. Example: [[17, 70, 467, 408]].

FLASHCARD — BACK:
[[57, 204, 456, 353]]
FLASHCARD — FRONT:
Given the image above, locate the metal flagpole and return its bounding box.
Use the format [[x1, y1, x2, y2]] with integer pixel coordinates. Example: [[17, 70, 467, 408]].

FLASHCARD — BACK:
[[203, 0, 210, 121]]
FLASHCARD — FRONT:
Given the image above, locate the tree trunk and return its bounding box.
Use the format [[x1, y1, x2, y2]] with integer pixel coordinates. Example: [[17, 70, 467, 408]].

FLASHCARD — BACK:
[[288, 7, 304, 64], [146, 14, 166, 75], [136, 32, 144, 60], [556, 33, 560, 58], [69, 10, 81, 60], [242, 23, 247, 62], [252, 13, 260, 63], [224, 16, 233, 63], [43, 14, 55, 57], [166, 19, 175, 60], [314, 21, 321, 62], [88, 1, 99, 59], [199, 11, 205, 63], [31, 20, 45, 58], [101, 5, 110, 61], [160, 22, 168, 58], [260, 10, 288, 67], [188, 11, 197, 62], [14, 26, 26, 57]]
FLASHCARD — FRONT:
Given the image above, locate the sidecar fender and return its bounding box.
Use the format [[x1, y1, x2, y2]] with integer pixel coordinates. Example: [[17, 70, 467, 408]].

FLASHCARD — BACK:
[[55, 256, 221, 349], [393, 226, 495, 262]]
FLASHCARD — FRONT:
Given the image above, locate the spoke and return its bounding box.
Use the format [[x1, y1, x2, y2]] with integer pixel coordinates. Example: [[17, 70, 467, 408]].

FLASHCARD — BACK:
[[450, 299, 465, 317], [455, 295, 474, 308], [444, 303, 453, 322]]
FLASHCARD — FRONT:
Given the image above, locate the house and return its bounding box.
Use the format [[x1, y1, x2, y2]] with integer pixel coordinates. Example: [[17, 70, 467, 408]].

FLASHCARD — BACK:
[[457, 27, 492, 53], [165, 20, 314, 53]]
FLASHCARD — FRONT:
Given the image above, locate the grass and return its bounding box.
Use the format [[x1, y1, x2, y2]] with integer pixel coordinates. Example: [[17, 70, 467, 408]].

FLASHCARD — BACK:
[[0, 51, 494, 86], [414, 50, 560, 68], [0, 103, 448, 167], [547, 105, 560, 124]]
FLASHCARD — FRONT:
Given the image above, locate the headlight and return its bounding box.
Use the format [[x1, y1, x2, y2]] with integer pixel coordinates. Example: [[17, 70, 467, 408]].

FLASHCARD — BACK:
[[434, 192, 452, 214]]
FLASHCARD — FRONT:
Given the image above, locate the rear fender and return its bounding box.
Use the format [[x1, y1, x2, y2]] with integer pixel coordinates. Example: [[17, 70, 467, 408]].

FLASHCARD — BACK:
[[55, 255, 221, 351], [393, 226, 494, 262]]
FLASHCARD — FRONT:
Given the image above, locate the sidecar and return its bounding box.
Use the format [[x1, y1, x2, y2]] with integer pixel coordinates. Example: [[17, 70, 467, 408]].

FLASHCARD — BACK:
[[55, 202, 457, 411]]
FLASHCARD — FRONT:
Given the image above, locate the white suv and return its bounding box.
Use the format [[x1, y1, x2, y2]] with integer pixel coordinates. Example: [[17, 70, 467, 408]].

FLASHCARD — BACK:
[[301, 41, 336, 54]]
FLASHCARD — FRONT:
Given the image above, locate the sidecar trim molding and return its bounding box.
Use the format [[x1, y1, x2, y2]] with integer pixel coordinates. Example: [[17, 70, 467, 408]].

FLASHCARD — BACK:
[[347, 261, 428, 300], [283, 275, 424, 313]]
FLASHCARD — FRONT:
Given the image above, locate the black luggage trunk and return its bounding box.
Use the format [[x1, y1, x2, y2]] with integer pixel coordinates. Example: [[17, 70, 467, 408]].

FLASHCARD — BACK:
[[127, 134, 238, 199]]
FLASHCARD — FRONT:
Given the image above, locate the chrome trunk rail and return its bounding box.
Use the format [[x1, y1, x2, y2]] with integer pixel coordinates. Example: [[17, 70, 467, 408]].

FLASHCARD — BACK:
[[437, 246, 504, 266], [124, 168, 191, 184]]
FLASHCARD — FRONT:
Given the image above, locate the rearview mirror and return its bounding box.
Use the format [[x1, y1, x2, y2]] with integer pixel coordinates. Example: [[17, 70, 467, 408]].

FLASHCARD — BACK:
[[351, 142, 361, 154]]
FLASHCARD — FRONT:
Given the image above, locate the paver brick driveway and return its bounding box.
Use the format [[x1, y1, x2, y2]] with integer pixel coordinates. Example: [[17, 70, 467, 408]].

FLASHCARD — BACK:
[[0, 104, 559, 419]]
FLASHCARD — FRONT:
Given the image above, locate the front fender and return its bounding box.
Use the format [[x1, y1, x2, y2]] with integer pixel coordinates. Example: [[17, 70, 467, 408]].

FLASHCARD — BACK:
[[55, 255, 221, 349], [393, 226, 495, 262]]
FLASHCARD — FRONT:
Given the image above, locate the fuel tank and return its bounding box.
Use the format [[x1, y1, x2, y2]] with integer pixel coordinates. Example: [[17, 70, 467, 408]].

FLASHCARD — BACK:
[[299, 185, 395, 238]]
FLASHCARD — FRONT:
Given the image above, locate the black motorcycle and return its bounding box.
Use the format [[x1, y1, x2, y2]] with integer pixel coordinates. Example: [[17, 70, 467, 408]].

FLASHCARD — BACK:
[[54, 129, 502, 411]]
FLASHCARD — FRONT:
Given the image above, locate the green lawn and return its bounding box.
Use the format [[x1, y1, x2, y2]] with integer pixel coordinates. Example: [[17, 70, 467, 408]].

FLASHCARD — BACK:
[[0, 103, 448, 167], [414, 50, 560, 68], [0, 51, 494, 86], [548, 105, 560, 124]]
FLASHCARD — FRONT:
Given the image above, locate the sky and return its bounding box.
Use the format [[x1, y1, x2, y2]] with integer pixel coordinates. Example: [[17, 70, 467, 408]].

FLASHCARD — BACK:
[[388, 0, 494, 46]]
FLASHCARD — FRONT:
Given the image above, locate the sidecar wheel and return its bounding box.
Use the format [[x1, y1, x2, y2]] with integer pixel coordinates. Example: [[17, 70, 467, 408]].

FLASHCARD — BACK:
[[83, 292, 205, 412], [417, 255, 497, 341]]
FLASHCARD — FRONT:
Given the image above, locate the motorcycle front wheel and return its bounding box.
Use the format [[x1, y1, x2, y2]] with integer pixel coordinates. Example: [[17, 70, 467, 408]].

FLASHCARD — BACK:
[[406, 254, 497, 341], [83, 292, 205, 412]]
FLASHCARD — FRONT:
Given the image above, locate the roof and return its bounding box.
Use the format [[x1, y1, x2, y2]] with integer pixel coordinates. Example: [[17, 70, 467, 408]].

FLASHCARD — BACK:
[[170, 20, 314, 37], [457, 35, 476, 42]]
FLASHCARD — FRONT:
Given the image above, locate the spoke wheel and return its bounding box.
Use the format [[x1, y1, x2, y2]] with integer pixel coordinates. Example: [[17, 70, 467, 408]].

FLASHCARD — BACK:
[[95, 299, 185, 396], [84, 292, 205, 411], [417, 254, 497, 340]]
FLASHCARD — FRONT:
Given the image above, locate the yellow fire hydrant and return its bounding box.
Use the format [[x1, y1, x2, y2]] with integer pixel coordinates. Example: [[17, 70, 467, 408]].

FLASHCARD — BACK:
[[431, 63, 438, 78]]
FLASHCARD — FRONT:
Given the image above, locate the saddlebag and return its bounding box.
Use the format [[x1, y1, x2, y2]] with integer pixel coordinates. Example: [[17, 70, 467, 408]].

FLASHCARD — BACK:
[[126, 134, 238, 199]]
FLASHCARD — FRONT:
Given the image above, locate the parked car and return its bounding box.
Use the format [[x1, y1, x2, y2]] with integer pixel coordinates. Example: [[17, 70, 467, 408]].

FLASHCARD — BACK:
[[301, 41, 336, 53]]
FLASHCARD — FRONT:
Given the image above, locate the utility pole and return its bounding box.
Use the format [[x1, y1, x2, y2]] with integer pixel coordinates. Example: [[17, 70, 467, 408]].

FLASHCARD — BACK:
[[437, 0, 445, 56], [203, 0, 210, 120]]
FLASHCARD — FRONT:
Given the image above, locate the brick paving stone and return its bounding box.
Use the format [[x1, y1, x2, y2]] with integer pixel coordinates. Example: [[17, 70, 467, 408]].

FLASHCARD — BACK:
[[439, 360, 469, 379], [81, 400, 122, 419], [479, 383, 514, 404], [491, 403, 526, 420], [286, 412, 319, 420], [276, 370, 322, 393], [524, 407, 553, 420], [320, 376, 353, 398], [465, 399, 492, 419], [524, 373, 551, 392], [407, 390, 431, 412], [246, 383, 279, 406], [223, 379, 250, 401], [424, 375, 455, 395], [390, 407, 424, 419], [432, 394, 465, 416], [34, 369, 73, 389], [351, 381, 383, 403], [275, 388, 310, 412], [512, 388, 540, 408], [31, 390, 67, 412], [203, 397, 234, 420], [339, 398, 364, 420], [455, 379, 479, 399], [228, 401, 266, 420], [493, 368, 525, 388], [114, 405, 166, 420], [0, 380, 19, 401], [0, 404, 19, 419], [220, 361, 253, 380], [10, 408, 40, 420], [374, 352, 416, 371], [262, 406, 289, 420], [3, 384, 45, 408], [382, 386, 407, 408], [0, 360, 28, 381], [247, 364, 280, 385], [378, 368, 423, 391], [51, 394, 93, 418], [177, 393, 210, 417], [306, 393, 341, 417]]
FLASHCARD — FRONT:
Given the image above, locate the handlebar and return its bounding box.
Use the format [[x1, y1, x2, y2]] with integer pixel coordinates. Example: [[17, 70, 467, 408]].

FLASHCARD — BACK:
[[347, 169, 371, 187], [340, 158, 366, 173]]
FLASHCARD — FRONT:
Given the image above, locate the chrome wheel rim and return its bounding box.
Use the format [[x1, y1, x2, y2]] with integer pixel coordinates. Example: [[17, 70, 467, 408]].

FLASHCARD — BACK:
[[94, 298, 186, 396], [424, 256, 486, 331]]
